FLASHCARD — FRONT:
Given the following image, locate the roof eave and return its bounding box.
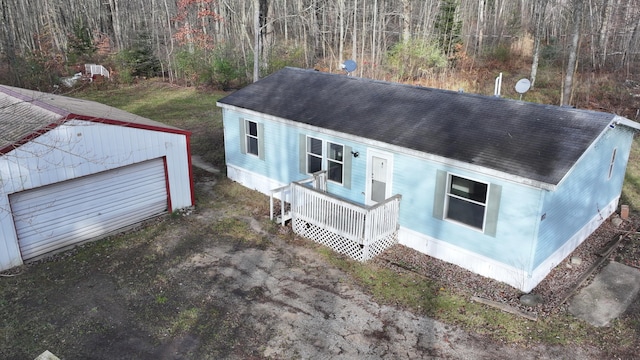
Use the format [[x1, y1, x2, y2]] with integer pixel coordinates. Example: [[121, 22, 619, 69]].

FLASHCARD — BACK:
[[67, 114, 192, 136], [613, 116, 640, 131], [217, 103, 559, 191], [1, 114, 191, 156]]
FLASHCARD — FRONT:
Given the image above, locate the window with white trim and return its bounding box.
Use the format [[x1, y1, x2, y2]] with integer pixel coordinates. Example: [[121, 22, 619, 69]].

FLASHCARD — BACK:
[[446, 174, 488, 230], [303, 136, 348, 186], [245, 120, 259, 156], [608, 148, 617, 179], [239, 118, 264, 160], [327, 142, 344, 183], [306, 136, 323, 173]]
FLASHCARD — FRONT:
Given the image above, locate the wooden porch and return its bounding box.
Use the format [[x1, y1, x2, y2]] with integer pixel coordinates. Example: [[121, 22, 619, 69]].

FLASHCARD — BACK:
[[270, 172, 401, 262]]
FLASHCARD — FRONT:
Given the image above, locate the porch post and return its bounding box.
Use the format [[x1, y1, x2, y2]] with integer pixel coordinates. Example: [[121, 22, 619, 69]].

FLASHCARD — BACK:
[[362, 214, 372, 261]]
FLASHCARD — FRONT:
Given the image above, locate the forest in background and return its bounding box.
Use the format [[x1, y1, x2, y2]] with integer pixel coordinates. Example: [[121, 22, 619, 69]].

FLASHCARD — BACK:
[[2, 0, 640, 118]]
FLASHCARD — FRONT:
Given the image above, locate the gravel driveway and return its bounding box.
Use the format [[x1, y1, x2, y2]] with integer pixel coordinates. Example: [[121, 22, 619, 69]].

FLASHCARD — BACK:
[[0, 173, 608, 359], [175, 211, 602, 359], [156, 162, 607, 359]]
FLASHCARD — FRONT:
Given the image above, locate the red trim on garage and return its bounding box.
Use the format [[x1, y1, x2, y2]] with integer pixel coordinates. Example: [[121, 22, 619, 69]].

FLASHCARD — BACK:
[[1, 115, 193, 155], [66, 114, 192, 136], [185, 132, 196, 207], [162, 156, 173, 211], [2, 112, 194, 209], [0, 121, 64, 155]]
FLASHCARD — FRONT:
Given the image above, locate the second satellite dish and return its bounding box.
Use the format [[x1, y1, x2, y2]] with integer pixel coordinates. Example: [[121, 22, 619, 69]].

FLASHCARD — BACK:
[[342, 59, 357, 74], [515, 78, 531, 100], [515, 78, 531, 94]]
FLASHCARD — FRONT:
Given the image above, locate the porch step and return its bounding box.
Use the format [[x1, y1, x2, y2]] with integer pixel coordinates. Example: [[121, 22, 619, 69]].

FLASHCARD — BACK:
[[275, 212, 292, 224]]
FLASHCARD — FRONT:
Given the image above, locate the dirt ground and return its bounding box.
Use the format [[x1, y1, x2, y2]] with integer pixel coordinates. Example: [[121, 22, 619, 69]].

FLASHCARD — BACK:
[[0, 170, 617, 359]]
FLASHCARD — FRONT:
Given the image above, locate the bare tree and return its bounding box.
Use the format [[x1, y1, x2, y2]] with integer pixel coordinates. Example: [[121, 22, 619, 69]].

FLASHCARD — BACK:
[[1, 0, 640, 88], [562, 0, 583, 106], [530, 0, 548, 88], [401, 0, 411, 44]]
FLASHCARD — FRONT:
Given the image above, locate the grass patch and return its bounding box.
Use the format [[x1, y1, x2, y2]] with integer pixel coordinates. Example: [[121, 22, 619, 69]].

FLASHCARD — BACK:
[[622, 137, 640, 210], [212, 217, 263, 245], [170, 308, 201, 334], [75, 79, 226, 168]]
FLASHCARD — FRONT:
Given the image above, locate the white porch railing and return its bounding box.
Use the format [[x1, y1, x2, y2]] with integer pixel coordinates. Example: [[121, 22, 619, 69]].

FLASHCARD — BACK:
[[270, 171, 326, 225], [85, 64, 110, 78], [270, 172, 402, 262]]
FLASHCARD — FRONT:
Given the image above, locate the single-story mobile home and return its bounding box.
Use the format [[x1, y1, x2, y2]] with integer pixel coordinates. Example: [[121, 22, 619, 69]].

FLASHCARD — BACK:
[[0, 85, 194, 271], [216, 67, 639, 292]]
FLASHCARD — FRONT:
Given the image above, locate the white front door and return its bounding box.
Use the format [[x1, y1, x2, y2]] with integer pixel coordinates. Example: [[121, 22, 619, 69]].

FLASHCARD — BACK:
[[366, 150, 393, 205]]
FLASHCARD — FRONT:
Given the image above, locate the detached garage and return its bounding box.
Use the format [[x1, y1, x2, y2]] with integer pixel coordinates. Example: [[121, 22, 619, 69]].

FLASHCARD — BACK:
[[0, 85, 195, 271]]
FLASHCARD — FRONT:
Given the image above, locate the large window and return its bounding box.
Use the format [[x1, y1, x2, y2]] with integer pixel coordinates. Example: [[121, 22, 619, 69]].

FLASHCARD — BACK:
[[446, 175, 488, 230], [245, 120, 259, 156], [303, 136, 348, 186]]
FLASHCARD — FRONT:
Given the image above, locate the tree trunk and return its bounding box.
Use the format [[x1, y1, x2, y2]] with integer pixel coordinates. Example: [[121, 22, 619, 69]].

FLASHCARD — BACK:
[[562, 0, 583, 106], [351, 0, 358, 63], [598, 0, 613, 68], [530, 0, 548, 88], [371, 0, 378, 73], [338, 0, 344, 65], [253, 0, 260, 82], [401, 0, 411, 44], [108, 0, 122, 50], [477, 0, 485, 54]]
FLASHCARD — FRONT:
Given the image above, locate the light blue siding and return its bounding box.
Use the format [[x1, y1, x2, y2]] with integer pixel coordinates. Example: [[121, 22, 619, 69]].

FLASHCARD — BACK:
[[223, 109, 637, 275], [223, 109, 368, 202], [534, 126, 634, 268], [392, 152, 542, 270], [224, 109, 548, 271]]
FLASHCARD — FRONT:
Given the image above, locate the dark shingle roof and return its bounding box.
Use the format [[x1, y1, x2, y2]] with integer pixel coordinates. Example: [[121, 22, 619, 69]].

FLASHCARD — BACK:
[[0, 85, 187, 152], [218, 67, 626, 186]]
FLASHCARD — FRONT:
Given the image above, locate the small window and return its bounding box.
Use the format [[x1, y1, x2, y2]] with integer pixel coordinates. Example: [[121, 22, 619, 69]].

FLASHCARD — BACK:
[[327, 142, 344, 184], [307, 137, 323, 173], [608, 148, 617, 179], [446, 175, 488, 230], [245, 120, 259, 156]]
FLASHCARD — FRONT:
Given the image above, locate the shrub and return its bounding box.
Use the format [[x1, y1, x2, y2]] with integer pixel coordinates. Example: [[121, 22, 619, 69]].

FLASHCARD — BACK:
[[385, 39, 448, 81], [174, 45, 249, 89], [174, 49, 204, 86], [114, 35, 161, 83], [540, 40, 563, 67], [205, 45, 250, 89], [0, 52, 62, 91], [490, 45, 512, 64], [264, 42, 307, 75]]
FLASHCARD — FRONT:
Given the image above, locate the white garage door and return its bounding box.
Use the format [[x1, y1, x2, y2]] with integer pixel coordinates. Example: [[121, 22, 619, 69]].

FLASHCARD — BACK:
[[10, 158, 168, 260]]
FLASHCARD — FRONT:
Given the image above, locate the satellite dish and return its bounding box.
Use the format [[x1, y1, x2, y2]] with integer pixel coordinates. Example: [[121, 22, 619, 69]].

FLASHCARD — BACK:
[[342, 59, 357, 73], [515, 78, 531, 94]]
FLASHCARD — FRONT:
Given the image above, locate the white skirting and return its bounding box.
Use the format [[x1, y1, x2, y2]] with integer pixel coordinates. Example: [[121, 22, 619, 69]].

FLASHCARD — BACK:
[[399, 197, 619, 292], [229, 165, 619, 293], [227, 165, 287, 197]]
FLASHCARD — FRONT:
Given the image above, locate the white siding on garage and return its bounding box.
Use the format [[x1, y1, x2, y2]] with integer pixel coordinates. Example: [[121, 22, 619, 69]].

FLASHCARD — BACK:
[[0, 120, 193, 272], [9, 158, 167, 260]]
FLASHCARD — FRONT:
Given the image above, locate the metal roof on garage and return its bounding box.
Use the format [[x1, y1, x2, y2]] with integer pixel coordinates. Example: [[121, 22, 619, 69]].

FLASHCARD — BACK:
[[0, 85, 188, 153]]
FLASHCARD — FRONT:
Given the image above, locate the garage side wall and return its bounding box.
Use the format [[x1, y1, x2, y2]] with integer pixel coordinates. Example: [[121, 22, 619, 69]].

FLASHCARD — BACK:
[[0, 120, 193, 271]]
